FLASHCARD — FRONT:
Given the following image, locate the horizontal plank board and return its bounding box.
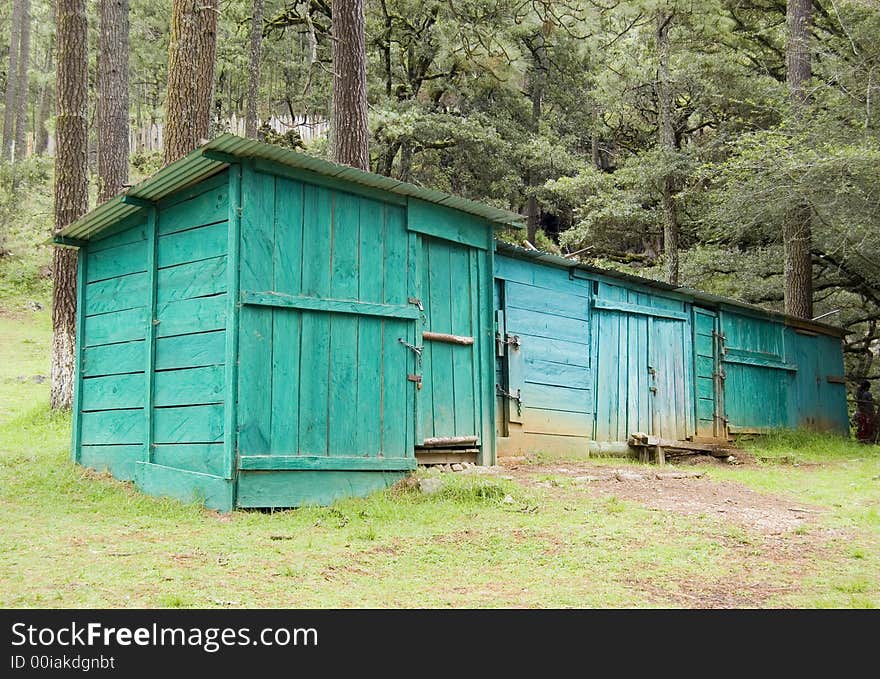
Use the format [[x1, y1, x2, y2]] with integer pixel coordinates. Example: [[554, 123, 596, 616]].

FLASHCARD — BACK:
[[154, 365, 225, 407], [157, 222, 227, 269], [88, 215, 149, 252], [134, 462, 233, 512], [238, 455, 418, 471], [158, 177, 228, 235], [408, 199, 491, 250], [78, 444, 144, 480], [83, 307, 147, 347], [722, 353, 797, 371], [242, 290, 421, 320], [154, 331, 226, 370], [86, 239, 148, 283], [155, 294, 227, 338], [522, 381, 592, 413], [592, 298, 688, 321], [524, 358, 593, 389], [521, 407, 593, 437], [82, 340, 145, 377], [151, 443, 226, 477], [505, 280, 590, 320], [157, 256, 227, 305], [81, 372, 145, 411], [80, 409, 144, 445], [506, 306, 589, 345], [495, 256, 591, 297], [516, 333, 590, 367], [235, 470, 407, 509], [85, 272, 148, 316], [153, 404, 225, 443]]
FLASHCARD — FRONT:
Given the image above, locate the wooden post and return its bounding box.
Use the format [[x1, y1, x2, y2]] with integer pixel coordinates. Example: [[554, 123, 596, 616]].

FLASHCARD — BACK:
[[70, 246, 86, 463], [144, 205, 158, 463], [223, 163, 242, 483]]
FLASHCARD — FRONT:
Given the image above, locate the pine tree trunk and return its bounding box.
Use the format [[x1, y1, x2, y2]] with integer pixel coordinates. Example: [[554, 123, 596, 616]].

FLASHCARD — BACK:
[[164, 0, 219, 164], [13, 0, 31, 161], [35, 21, 54, 156], [657, 11, 680, 286], [2, 0, 22, 161], [525, 36, 547, 246], [97, 0, 130, 202], [331, 0, 369, 170], [245, 0, 264, 138], [783, 0, 813, 318], [52, 0, 90, 410]]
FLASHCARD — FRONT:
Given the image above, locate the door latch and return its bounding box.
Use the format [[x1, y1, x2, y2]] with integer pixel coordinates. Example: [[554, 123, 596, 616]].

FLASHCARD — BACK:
[[496, 385, 522, 416], [495, 332, 521, 355], [407, 374, 423, 390]]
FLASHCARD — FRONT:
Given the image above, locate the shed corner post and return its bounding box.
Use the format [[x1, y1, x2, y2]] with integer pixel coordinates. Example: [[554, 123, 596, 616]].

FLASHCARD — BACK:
[[223, 162, 244, 503], [144, 204, 159, 465], [70, 245, 87, 464], [481, 227, 497, 466]]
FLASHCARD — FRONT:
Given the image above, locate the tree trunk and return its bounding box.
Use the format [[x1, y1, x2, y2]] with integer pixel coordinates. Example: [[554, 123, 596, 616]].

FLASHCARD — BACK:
[[35, 19, 54, 156], [657, 11, 680, 286], [783, 0, 813, 318], [2, 0, 22, 161], [97, 0, 130, 202], [591, 105, 601, 170], [331, 0, 369, 170], [164, 0, 219, 164], [525, 36, 547, 246], [52, 0, 90, 410], [13, 0, 31, 161], [245, 0, 265, 138]]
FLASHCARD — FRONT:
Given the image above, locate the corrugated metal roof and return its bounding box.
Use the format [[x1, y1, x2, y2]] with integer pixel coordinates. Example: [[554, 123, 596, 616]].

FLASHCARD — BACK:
[[57, 134, 525, 241], [495, 241, 848, 338]]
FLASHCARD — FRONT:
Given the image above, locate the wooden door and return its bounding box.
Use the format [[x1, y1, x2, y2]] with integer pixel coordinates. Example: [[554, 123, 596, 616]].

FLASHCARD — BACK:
[[647, 316, 692, 441], [417, 237, 481, 446]]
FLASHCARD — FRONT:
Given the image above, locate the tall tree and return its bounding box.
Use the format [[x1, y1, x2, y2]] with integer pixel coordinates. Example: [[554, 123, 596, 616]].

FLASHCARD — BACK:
[[331, 0, 369, 169], [51, 0, 90, 410], [783, 0, 813, 318], [656, 9, 679, 285], [164, 0, 219, 164], [97, 0, 130, 201], [2, 0, 23, 161], [245, 0, 265, 138], [34, 17, 55, 156], [13, 0, 31, 161]]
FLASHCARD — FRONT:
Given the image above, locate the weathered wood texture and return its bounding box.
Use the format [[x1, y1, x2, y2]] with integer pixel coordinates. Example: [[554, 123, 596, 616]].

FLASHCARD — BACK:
[[237, 168, 415, 469], [76, 173, 230, 488]]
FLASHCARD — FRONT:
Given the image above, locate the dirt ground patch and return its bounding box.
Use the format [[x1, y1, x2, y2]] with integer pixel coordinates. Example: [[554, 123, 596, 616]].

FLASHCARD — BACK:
[[470, 461, 823, 534]]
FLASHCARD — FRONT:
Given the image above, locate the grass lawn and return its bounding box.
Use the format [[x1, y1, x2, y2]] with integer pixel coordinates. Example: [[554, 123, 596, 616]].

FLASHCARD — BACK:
[[1, 307, 878, 608]]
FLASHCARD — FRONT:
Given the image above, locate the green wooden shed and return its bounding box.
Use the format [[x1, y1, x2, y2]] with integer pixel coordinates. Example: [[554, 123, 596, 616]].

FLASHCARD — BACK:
[[56, 134, 520, 511]]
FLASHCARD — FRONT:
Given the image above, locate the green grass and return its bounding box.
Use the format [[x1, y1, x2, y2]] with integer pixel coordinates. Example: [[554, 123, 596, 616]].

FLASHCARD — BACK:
[[0, 307, 878, 608]]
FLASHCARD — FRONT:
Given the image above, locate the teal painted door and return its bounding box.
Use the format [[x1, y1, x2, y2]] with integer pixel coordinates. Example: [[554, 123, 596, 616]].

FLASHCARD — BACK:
[[693, 307, 724, 439], [418, 237, 481, 444], [647, 316, 692, 441]]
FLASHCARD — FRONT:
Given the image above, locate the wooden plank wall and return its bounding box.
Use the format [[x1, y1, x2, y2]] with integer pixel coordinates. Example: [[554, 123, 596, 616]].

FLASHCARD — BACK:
[[150, 172, 230, 476], [785, 329, 849, 433], [77, 213, 153, 479], [494, 255, 593, 457], [720, 310, 792, 432], [76, 171, 231, 485], [236, 166, 415, 472]]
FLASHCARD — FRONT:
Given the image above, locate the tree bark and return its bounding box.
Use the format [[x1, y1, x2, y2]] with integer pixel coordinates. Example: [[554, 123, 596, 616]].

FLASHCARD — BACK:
[[331, 0, 369, 170], [52, 0, 90, 410], [657, 11, 680, 286], [783, 0, 813, 318], [164, 0, 219, 164], [13, 0, 31, 161], [525, 35, 547, 246], [97, 0, 130, 202], [2, 0, 22, 161], [245, 0, 265, 138]]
